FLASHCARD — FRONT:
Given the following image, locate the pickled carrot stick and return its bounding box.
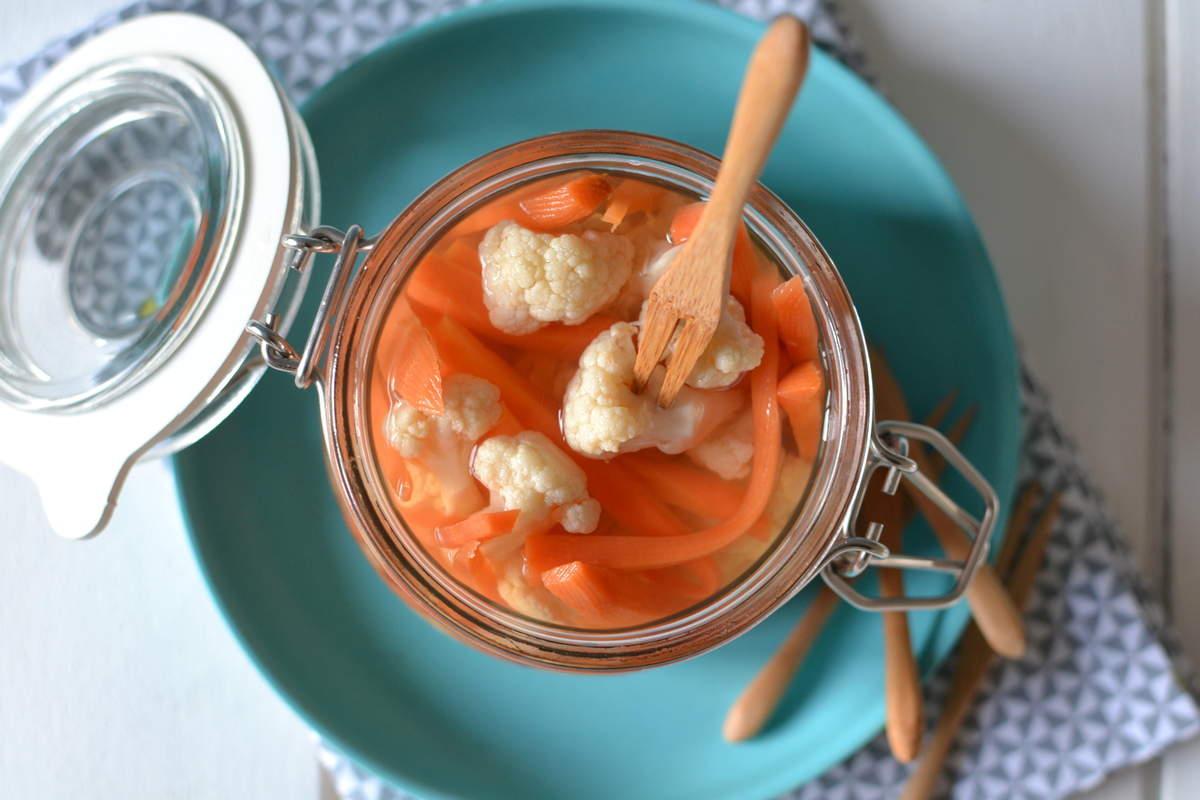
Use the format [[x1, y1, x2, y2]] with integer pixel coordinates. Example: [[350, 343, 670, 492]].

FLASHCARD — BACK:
[[406, 253, 616, 361], [446, 197, 530, 237], [602, 179, 670, 228], [431, 315, 561, 434], [772, 276, 819, 363], [620, 451, 743, 521], [447, 172, 601, 237], [667, 201, 705, 244], [440, 235, 480, 268], [728, 229, 757, 311], [542, 561, 677, 622], [778, 361, 825, 460], [668, 201, 754, 306], [429, 316, 689, 537], [435, 509, 521, 548], [520, 174, 611, 228], [374, 296, 443, 415], [525, 266, 783, 570]]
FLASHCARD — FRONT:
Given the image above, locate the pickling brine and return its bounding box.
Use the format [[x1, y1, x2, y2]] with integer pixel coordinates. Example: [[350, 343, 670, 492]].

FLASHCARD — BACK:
[[368, 171, 826, 629]]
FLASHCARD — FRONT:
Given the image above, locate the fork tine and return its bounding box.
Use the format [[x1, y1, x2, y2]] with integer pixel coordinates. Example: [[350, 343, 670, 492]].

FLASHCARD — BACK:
[[658, 318, 715, 407], [633, 301, 680, 392]]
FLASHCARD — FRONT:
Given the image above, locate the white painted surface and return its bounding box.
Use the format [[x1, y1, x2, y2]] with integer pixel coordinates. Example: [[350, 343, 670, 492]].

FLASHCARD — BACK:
[[0, 1, 1194, 798]]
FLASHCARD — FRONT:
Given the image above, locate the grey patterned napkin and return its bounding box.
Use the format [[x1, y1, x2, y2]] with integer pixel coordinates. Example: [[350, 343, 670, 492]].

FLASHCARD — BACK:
[[4, 2, 1196, 799]]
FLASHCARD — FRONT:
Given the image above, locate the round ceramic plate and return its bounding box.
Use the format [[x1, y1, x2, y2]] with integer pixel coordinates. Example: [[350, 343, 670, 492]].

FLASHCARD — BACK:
[[173, 1, 1020, 798]]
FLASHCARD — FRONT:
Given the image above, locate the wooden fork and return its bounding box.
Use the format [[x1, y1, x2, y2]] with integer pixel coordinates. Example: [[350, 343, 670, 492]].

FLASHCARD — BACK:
[[634, 16, 811, 406]]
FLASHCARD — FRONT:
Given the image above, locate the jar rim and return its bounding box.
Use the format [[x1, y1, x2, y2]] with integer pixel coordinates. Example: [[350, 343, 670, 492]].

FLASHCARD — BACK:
[[323, 130, 873, 671]]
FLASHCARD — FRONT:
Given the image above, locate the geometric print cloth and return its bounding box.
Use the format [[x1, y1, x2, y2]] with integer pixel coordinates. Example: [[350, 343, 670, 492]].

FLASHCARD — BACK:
[[3, 2, 1195, 799]]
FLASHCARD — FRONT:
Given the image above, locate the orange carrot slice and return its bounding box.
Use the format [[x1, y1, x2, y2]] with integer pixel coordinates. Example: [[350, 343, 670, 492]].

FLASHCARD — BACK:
[[520, 174, 611, 228], [439, 235, 481, 268], [542, 561, 678, 624], [778, 361, 825, 460], [620, 451, 743, 521], [406, 253, 615, 361], [374, 296, 443, 415], [601, 179, 670, 229], [446, 197, 529, 238], [669, 201, 755, 307], [429, 316, 689, 537], [447, 172, 604, 237], [436, 509, 522, 548], [525, 265, 783, 570], [667, 201, 704, 244], [772, 277, 819, 363]]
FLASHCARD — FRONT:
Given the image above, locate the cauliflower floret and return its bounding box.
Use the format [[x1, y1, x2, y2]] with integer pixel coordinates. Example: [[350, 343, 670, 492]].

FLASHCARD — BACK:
[[385, 373, 501, 456], [686, 296, 765, 389], [384, 374, 501, 516], [496, 561, 565, 622], [479, 221, 634, 334], [561, 322, 743, 457], [688, 412, 754, 480], [560, 323, 652, 456], [471, 431, 601, 534]]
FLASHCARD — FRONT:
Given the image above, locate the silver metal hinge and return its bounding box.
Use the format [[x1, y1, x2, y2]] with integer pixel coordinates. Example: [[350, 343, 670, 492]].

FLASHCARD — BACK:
[[820, 420, 999, 611], [246, 224, 377, 389]]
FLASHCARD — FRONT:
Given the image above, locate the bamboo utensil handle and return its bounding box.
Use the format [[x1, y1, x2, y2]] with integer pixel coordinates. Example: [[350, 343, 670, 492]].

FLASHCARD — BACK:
[[866, 350, 927, 762], [900, 626, 990, 800], [906, 477, 1027, 659], [880, 568, 924, 763], [703, 16, 811, 248], [723, 586, 839, 742]]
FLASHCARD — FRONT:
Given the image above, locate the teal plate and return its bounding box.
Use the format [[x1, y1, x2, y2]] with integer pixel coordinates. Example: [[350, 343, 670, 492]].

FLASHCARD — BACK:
[[173, 1, 1020, 798]]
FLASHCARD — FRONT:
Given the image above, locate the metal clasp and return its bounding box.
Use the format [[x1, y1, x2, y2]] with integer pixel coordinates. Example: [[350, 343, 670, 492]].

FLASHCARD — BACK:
[[821, 420, 999, 611], [246, 224, 377, 389]]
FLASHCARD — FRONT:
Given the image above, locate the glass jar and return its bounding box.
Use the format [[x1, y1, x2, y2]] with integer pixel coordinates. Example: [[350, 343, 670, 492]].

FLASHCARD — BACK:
[[0, 15, 996, 672], [322, 131, 998, 670]]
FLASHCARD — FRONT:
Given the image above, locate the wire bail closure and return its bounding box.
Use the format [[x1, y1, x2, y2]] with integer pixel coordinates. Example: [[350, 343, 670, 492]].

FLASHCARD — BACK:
[[246, 224, 376, 389], [821, 420, 1000, 611]]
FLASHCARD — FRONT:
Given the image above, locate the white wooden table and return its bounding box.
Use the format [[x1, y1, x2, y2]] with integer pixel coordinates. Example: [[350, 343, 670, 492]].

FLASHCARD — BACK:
[[1, 1, 1196, 797]]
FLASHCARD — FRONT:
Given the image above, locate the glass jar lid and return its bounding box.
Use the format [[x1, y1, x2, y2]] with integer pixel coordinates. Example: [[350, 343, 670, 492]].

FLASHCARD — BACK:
[[0, 14, 314, 539]]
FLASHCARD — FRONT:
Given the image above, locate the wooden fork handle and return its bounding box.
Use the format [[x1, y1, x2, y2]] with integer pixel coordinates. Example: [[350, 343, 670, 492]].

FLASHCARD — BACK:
[[704, 16, 810, 246], [962, 563, 1027, 659], [880, 569, 924, 763], [723, 586, 838, 742], [907, 487, 1027, 659]]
